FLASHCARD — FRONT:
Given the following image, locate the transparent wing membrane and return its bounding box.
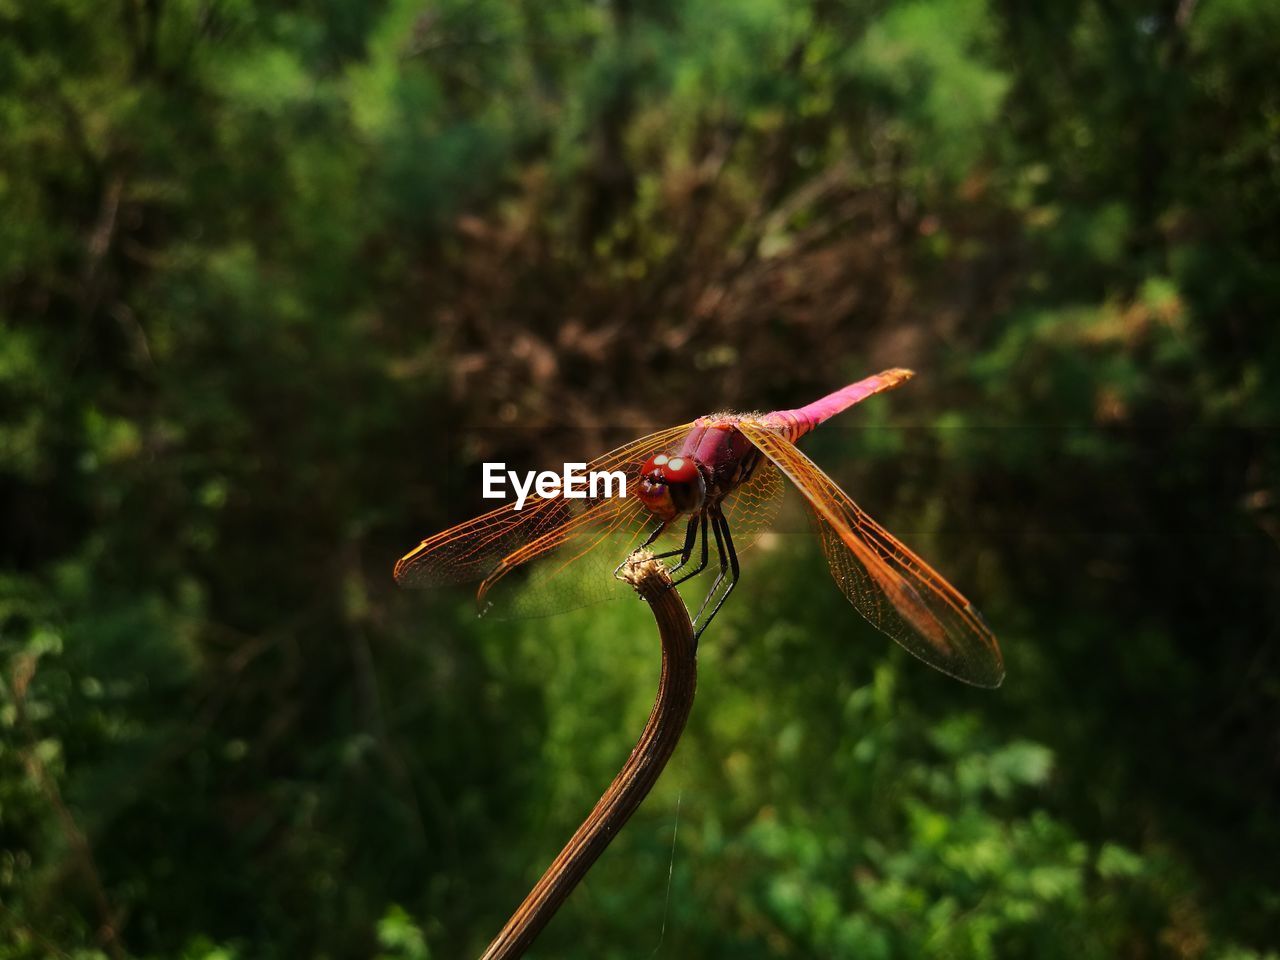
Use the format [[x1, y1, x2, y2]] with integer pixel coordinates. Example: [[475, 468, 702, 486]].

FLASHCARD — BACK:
[[480, 497, 678, 619], [394, 422, 695, 616], [737, 419, 1004, 688], [721, 459, 785, 555]]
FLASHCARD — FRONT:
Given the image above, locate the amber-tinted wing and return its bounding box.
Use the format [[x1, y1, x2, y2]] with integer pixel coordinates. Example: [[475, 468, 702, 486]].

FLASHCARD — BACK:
[[491, 453, 788, 618], [721, 458, 785, 554], [394, 422, 694, 618], [736, 419, 1004, 687], [476, 494, 665, 619]]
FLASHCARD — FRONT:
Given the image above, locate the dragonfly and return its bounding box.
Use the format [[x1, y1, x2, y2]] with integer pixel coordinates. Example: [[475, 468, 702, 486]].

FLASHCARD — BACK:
[[395, 369, 1004, 687]]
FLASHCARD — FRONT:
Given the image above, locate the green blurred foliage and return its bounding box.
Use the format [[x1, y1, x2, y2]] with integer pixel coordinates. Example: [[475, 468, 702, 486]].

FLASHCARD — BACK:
[[2, 0, 1278, 957]]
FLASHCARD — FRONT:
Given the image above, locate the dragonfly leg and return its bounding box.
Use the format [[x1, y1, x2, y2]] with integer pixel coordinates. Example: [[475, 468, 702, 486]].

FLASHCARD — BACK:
[[615, 519, 669, 579], [693, 511, 739, 641], [692, 512, 730, 631], [639, 519, 668, 550], [655, 514, 699, 571], [671, 513, 710, 585]]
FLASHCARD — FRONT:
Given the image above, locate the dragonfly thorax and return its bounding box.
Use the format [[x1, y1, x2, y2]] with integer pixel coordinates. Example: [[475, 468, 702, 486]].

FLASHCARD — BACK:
[[636, 452, 706, 520]]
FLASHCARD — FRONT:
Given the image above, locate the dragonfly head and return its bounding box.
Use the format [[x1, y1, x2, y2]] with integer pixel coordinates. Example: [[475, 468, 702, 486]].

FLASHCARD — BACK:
[[636, 453, 706, 520]]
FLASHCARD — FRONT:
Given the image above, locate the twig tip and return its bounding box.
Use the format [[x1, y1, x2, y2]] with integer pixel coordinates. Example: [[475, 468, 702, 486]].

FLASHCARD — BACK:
[[616, 549, 674, 600]]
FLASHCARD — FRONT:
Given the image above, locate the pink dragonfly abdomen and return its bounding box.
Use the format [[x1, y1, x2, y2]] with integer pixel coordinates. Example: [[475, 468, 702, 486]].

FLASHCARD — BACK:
[[762, 368, 915, 442], [667, 368, 914, 499]]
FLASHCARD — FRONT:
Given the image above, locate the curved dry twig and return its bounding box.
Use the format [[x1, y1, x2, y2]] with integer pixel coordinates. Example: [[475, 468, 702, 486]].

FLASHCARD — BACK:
[[478, 551, 697, 959]]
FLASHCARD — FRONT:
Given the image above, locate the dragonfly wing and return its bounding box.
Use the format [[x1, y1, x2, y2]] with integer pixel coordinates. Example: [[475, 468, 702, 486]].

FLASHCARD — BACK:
[[721, 459, 785, 554], [491, 464, 785, 619], [495, 456, 785, 618], [394, 422, 695, 617], [737, 419, 1004, 688], [479, 495, 681, 618]]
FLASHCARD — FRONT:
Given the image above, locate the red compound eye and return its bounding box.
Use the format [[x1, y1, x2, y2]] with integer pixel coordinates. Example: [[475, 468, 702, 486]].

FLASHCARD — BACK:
[[639, 453, 666, 477], [641, 452, 698, 483], [636, 452, 705, 520], [661, 455, 698, 483]]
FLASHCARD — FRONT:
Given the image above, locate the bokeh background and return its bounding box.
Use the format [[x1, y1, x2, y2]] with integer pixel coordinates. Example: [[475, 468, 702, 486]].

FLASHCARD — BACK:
[[3, 1, 1279, 957]]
